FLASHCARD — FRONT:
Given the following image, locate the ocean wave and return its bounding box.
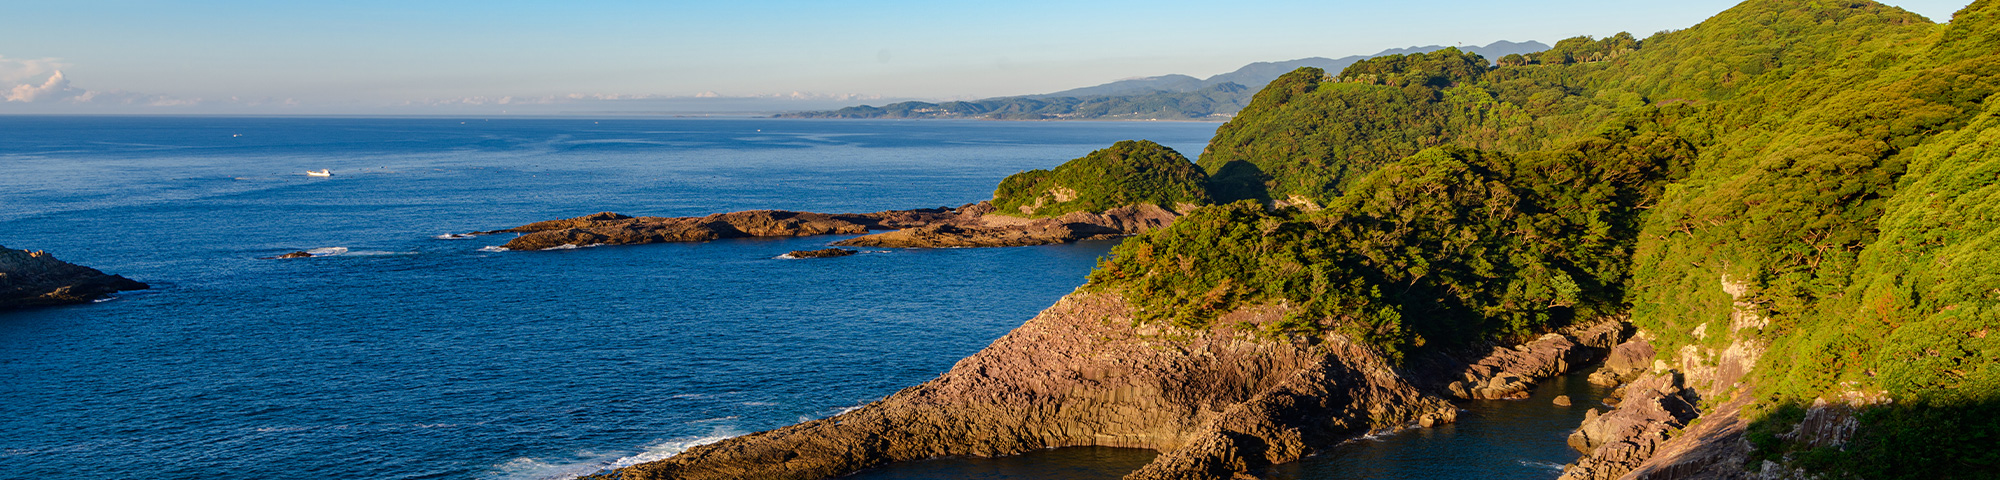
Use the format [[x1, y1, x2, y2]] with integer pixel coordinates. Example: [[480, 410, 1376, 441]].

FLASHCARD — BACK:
[[477, 246, 510, 253], [1519, 459, 1565, 472], [304, 247, 414, 257], [481, 427, 742, 480], [436, 233, 479, 240]]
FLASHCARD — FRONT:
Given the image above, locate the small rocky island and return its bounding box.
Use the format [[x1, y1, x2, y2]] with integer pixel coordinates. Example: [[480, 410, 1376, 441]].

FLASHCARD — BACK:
[[474, 140, 1204, 251], [781, 248, 858, 259], [0, 245, 148, 310]]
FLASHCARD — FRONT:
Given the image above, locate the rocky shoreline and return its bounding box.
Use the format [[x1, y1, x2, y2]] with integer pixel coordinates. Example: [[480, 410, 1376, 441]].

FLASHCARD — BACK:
[[0, 245, 148, 310], [592, 291, 1637, 480], [476, 201, 1182, 251]]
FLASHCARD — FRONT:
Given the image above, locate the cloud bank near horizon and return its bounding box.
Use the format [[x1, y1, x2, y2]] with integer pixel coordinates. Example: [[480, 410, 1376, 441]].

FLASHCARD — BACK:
[[0, 66, 907, 114]]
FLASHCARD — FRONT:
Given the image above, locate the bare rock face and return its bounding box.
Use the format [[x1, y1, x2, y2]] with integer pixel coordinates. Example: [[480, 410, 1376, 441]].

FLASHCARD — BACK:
[[1558, 371, 1701, 479], [489, 210, 876, 251], [833, 204, 1181, 248], [590, 292, 1454, 480], [1587, 337, 1655, 387], [1559, 274, 1779, 480], [0, 245, 148, 310]]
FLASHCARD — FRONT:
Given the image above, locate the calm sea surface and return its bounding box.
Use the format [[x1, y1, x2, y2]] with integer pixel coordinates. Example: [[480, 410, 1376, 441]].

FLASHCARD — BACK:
[[0, 116, 1599, 480]]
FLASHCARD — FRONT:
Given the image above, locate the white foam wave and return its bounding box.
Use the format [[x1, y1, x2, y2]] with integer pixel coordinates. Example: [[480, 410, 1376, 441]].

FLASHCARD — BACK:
[[540, 243, 605, 251], [478, 246, 510, 253], [481, 427, 743, 480], [435, 233, 478, 240], [303, 247, 413, 257], [1520, 459, 1565, 472], [607, 431, 739, 469]]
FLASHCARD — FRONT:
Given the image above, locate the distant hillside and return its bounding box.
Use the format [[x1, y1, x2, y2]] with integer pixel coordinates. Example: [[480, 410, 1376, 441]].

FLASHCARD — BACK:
[[779, 40, 1547, 121], [1046, 40, 1548, 98]]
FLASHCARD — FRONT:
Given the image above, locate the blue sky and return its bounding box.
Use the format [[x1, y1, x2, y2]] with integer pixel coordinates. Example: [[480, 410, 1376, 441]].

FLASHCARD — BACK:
[[0, 0, 1975, 113]]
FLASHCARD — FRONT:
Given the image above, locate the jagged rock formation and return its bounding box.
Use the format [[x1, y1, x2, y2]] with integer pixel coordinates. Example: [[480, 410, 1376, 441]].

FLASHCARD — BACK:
[[480, 202, 1182, 251], [591, 292, 1457, 480], [1559, 275, 1774, 480], [1441, 321, 1625, 400], [780, 248, 857, 259], [0, 245, 148, 310], [594, 292, 1638, 480], [481, 210, 885, 251], [833, 204, 1179, 248]]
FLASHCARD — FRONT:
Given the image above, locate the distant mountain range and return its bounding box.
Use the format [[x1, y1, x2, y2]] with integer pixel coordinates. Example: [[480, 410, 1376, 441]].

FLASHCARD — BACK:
[[780, 40, 1548, 121]]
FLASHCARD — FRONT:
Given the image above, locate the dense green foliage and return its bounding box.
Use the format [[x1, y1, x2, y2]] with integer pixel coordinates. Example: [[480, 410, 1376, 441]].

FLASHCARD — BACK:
[[990, 140, 1211, 218], [779, 83, 1251, 121], [1092, 138, 1687, 359], [1079, 0, 2000, 475]]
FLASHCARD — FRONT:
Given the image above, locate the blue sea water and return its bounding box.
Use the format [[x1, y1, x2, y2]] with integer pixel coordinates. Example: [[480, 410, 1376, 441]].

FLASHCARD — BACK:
[[0, 116, 1601, 480]]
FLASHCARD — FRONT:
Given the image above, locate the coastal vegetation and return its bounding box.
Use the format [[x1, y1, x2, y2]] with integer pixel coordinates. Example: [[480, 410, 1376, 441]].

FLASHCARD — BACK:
[[990, 140, 1211, 218], [1076, 0, 2000, 475]]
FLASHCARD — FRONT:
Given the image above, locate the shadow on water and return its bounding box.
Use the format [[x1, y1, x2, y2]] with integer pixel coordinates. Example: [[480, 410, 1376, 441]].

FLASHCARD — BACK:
[[846, 369, 1609, 480], [843, 446, 1159, 480], [1268, 369, 1611, 480]]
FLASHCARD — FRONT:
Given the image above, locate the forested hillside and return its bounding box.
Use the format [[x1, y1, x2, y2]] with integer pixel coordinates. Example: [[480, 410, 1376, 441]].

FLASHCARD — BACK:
[[1073, 0, 2000, 476], [778, 42, 1546, 121]]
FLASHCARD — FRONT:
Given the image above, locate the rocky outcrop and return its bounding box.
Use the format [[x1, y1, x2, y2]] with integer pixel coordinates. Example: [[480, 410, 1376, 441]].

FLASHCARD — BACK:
[[1441, 320, 1626, 400], [1559, 371, 1702, 480], [0, 245, 148, 310], [479, 202, 1182, 251], [832, 204, 1178, 248], [1587, 337, 1655, 387], [1558, 275, 1776, 480], [591, 292, 1455, 480], [781, 248, 857, 259], [484, 210, 880, 251]]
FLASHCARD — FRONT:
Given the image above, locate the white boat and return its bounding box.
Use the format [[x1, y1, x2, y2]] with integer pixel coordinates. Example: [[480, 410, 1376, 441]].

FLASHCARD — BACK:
[[306, 169, 333, 177]]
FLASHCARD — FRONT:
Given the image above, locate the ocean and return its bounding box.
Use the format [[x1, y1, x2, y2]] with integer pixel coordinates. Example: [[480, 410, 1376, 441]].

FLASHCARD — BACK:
[[0, 116, 1602, 480]]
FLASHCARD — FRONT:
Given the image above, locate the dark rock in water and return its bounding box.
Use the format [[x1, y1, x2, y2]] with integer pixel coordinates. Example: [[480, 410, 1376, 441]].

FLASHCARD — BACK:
[[1554, 395, 1573, 406], [0, 245, 149, 310], [784, 248, 857, 259], [265, 251, 315, 259]]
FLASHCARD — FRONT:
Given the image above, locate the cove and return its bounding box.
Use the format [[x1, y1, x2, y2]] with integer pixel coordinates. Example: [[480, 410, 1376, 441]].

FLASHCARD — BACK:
[[846, 369, 1610, 479]]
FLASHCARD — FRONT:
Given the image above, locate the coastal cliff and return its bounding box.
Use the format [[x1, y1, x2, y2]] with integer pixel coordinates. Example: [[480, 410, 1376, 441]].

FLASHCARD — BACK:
[[0, 245, 148, 310], [586, 0, 1999, 477], [596, 293, 1636, 480]]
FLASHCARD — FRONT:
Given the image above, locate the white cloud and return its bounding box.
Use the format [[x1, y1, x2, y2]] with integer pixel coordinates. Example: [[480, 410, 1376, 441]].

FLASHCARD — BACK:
[[0, 55, 67, 83], [2, 69, 225, 107], [6, 70, 87, 102]]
